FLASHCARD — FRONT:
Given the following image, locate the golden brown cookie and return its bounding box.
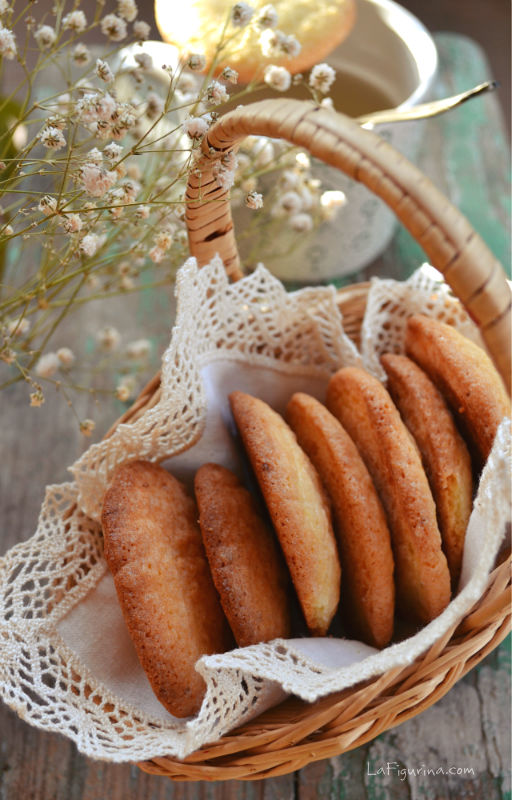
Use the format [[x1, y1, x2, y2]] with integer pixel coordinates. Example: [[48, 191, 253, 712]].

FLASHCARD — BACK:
[[405, 314, 511, 463], [229, 391, 341, 636], [326, 367, 451, 624], [286, 393, 395, 648], [381, 353, 473, 588], [195, 463, 291, 647], [101, 460, 233, 718]]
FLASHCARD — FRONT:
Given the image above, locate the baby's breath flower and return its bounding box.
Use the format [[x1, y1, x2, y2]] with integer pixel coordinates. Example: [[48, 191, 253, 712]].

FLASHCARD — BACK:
[[135, 204, 150, 219], [155, 230, 173, 250], [257, 4, 278, 28], [309, 63, 336, 94], [279, 190, 303, 213], [34, 25, 56, 50], [95, 58, 114, 83], [38, 195, 57, 216], [183, 116, 209, 139], [289, 211, 313, 232], [320, 189, 346, 220], [206, 80, 229, 105], [35, 352, 59, 378], [57, 347, 75, 368], [80, 233, 101, 257], [212, 151, 238, 190], [3, 224, 13, 235], [148, 245, 165, 263], [80, 163, 117, 198], [103, 142, 123, 161], [245, 191, 263, 209], [0, 1, 9, 15], [117, 0, 138, 22], [146, 92, 164, 119], [7, 317, 30, 337], [61, 213, 83, 233], [133, 20, 150, 40], [0, 25, 17, 59], [80, 418, 95, 436], [115, 382, 131, 402], [73, 42, 90, 65], [120, 275, 134, 290], [96, 325, 121, 351], [221, 66, 238, 84], [87, 147, 103, 165], [100, 13, 127, 42], [231, 3, 254, 27], [263, 64, 291, 92], [126, 338, 151, 359], [62, 10, 87, 34], [187, 53, 206, 71], [30, 389, 45, 407], [40, 126, 66, 150], [121, 179, 140, 201]]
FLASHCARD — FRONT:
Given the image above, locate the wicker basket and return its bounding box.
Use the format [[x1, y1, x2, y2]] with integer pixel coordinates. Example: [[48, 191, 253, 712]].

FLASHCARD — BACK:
[[113, 99, 510, 781]]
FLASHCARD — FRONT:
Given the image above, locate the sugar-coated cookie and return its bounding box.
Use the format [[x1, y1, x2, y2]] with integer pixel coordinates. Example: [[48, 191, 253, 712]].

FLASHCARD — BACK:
[[405, 314, 510, 463], [102, 460, 233, 718], [381, 353, 473, 588], [195, 462, 291, 647], [327, 368, 451, 624], [229, 391, 341, 636], [286, 393, 395, 648]]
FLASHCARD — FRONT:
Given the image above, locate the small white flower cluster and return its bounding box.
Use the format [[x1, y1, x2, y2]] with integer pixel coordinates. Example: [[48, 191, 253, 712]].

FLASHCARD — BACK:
[[63, 11, 87, 34], [35, 347, 76, 378], [183, 116, 209, 140], [309, 63, 336, 94], [206, 80, 229, 106], [39, 126, 67, 151], [149, 227, 174, 264], [260, 28, 301, 60], [212, 151, 238, 191], [264, 64, 291, 92], [245, 191, 263, 210], [100, 13, 127, 42], [75, 92, 136, 141], [95, 59, 114, 84], [80, 162, 117, 198], [34, 25, 56, 50], [117, 0, 138, 22], [231, 2, 254, 27]]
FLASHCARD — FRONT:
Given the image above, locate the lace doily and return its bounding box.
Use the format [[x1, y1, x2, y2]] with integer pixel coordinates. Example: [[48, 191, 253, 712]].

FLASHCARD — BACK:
[[0, 259, 510, 762]]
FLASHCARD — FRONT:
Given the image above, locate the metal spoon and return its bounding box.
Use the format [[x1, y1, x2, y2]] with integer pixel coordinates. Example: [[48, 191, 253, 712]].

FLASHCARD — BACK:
[[356, 80, 497, 126]]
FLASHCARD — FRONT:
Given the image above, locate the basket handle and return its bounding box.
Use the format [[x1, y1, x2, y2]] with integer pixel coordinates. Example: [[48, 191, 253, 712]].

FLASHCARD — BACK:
[[185, 99, 511, 390]]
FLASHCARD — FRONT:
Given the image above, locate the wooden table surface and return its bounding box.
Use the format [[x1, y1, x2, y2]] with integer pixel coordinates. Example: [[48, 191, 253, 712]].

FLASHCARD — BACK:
[[1, 34, 510, 800]]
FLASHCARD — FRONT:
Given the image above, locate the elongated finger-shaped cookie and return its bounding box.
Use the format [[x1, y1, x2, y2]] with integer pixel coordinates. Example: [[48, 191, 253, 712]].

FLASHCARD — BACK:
[[286, 393, 395, 648], [229, 391, 341, 636], [405, 314, 510, 463], [195, 463, 291, 647], [102, 460, 233, 718], [381, 353, 473, 588], [327, 367, 451, 624]]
